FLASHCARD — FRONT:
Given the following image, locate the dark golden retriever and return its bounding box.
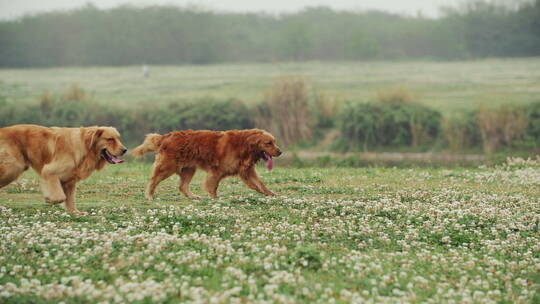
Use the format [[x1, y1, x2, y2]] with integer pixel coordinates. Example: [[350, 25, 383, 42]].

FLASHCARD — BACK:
[[0, 124, 127, 215], [132, 129, 282, 199]]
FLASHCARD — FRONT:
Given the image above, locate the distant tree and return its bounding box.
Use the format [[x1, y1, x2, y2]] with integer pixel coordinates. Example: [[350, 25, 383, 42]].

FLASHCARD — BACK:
[[279, 20, 312, 61], [345, 30, 380, 60]]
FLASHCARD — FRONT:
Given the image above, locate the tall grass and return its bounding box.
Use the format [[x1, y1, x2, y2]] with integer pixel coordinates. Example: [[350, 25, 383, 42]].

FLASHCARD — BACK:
[[311, 93, 340, 130], [525, 101, 540, 148], [39, 90, 54, 114], [255, 76, 313, 146], [63, 83, 86, 102], [442, 113, 482, 152], [478, 105, 527, 153], [376, 86, 414, 104]]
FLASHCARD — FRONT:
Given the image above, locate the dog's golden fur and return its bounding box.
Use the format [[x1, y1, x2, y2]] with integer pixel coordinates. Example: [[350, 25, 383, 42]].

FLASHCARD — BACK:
[[0, 124, 127, 215], [132, 129, 282, 199]]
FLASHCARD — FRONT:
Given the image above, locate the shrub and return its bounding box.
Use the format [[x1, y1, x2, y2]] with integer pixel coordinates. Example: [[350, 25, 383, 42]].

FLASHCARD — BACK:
[[406, 102, 441, 147], [525, 101, 540, 148], [334, 102, 377, 150], [334, 100, 441, 151], [478, 105, 527, 153], [0, 101, 43, 127], [311, 93, 339, 130], [0, 84, 45, 126], [140, 98, 255, 134], [39, 90, 54, 114], [45, 100, 97, 127], [256, 76, 313, 146], [63, 83, 86, 102], [442, 111, 482, 151]]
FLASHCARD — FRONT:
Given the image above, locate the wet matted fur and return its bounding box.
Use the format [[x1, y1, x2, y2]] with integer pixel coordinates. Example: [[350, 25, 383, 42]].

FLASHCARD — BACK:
[[132, 129, 282, 199], [0, 124, 127, 215]]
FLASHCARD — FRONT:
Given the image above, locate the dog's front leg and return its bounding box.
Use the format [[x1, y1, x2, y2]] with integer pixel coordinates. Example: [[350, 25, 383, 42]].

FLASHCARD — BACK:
[[241, 167, 276, 196], [248, 167, 275, 196], [62, 180, 86, 215], [240, 169, 261, 193]]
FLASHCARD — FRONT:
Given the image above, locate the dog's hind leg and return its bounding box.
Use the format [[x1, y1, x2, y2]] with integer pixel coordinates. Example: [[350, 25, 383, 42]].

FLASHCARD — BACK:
[[145, 157, 176, 200], [204, 172, 224, 198], [0, 164, 27, 188], [178, 167, 200, 199], [0, 149, 27, 188]]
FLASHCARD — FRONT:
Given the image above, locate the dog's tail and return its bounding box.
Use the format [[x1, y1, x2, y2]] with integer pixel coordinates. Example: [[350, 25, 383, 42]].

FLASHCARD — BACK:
[[131, 133, 163, 158]]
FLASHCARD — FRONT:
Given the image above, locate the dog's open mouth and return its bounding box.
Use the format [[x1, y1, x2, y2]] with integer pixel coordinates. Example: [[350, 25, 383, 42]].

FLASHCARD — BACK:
[[101, 149, 125, 164], [261, 151, 273, 171]]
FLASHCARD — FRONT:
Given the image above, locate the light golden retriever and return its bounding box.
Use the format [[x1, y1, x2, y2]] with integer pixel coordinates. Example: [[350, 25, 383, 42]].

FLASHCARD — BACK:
[[132, 129, 282, 199], [0, 124, 127, 215]]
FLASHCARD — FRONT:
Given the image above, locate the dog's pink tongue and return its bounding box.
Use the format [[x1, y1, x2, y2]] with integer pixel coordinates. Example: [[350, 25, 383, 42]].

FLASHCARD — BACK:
[[264, 152, 273, 171], [110, 155, 125, 164]]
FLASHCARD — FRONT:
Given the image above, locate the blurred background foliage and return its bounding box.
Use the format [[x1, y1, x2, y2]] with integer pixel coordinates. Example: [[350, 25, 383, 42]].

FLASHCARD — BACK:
[[0, 1, 539, 67]]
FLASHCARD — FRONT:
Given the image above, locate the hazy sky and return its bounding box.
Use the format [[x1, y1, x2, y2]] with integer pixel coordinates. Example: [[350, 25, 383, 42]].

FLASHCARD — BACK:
[[0, 0, 463, 20]]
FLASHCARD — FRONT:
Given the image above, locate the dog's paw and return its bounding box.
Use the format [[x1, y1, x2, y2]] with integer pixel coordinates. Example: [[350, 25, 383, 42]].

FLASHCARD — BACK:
[[69, 209, 88, 216], [45, 196, 66, 204]]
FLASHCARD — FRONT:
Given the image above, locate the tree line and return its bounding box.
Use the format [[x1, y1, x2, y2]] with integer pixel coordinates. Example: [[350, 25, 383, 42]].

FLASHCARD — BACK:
[[0, 1, 539, 67]]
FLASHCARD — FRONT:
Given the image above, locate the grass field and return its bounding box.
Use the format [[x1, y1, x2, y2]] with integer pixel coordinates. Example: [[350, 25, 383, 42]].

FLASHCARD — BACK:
[[1, 159, 539, 303], [2, 58, 540, 114]]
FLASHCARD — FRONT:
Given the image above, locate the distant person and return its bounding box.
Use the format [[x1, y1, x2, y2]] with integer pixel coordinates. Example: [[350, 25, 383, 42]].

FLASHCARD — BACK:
[[142, 64, 150, 78]]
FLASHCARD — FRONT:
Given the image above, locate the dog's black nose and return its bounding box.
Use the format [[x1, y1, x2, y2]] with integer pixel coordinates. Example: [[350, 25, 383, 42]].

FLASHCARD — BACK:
[[122, 148, 128, 155], [277, 150, 282, 156]]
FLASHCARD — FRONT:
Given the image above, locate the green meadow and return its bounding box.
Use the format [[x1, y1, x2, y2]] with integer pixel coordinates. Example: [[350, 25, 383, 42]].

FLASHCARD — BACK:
[[2, 58, 540, 113], [1, 160, 539, 303]]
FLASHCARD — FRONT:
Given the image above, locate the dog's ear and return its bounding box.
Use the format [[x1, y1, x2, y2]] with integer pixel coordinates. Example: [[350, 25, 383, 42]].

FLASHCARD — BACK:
[[245, 130, 263, 151], [85, 128, 104, 150], [96, 129, 104, 138]]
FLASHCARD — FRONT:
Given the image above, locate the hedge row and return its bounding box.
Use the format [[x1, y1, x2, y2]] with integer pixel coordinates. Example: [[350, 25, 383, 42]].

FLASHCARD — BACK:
[[334, 101, 442, 151], [1, 92, 539, 152], [335, 100, 540, 152], [0, 97, 254, 145]]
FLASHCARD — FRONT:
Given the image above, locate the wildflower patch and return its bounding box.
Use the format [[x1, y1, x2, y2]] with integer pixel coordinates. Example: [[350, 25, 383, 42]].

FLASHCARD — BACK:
[[1, 160, 539, 303]]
